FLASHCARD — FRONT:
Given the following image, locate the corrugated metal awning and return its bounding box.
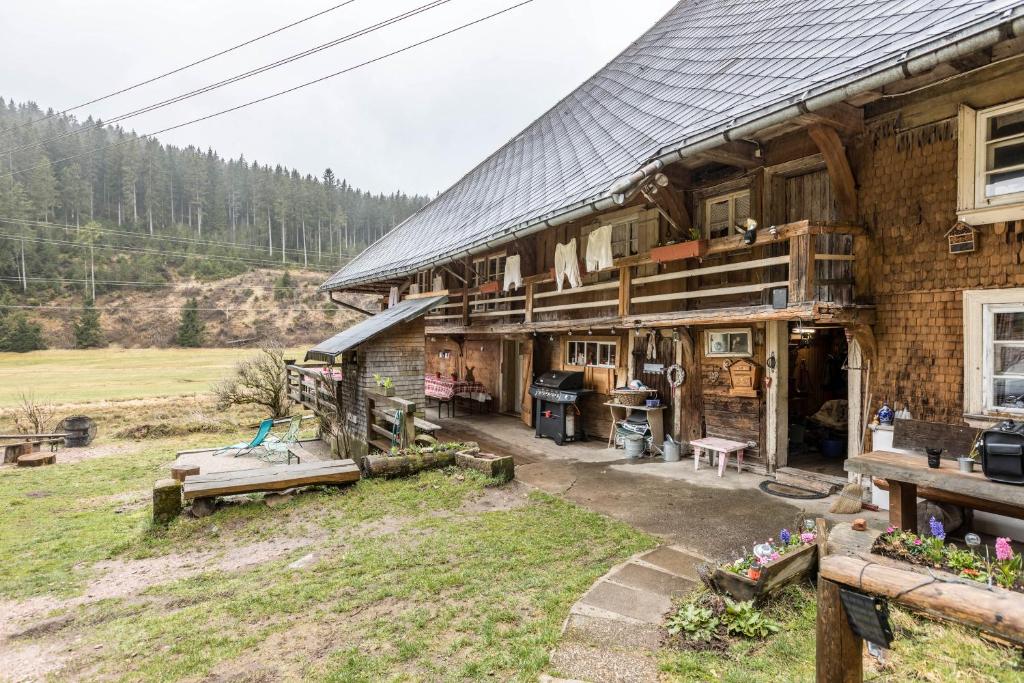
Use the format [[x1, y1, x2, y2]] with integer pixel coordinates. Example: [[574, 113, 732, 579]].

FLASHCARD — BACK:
[[304, 295, 446, 363]]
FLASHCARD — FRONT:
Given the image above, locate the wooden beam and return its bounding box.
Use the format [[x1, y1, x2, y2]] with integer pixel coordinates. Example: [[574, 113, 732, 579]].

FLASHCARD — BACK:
[[329, 292, 374, 316], [888, 480, 918, 532], [524, 282, 534, 323], [678, 327, 702, 445], [693, 141, 763, 169], [618, 266, 632, 317], [807, 124, 858, 221], [795, 103, 864, 137], [816, 576, 863, 683], [631, 280, 788, 305], [788, 233, 815, 304], [404, 289, 449, 301]]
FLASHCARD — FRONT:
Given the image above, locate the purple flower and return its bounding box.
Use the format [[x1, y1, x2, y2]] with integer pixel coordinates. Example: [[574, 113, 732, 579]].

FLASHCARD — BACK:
[[928, 516, 946, 541], [996, 537, 1014, 562], [779, 529, 791, 545], [770, 552, 781, 561], [886, 526, 895, 533]]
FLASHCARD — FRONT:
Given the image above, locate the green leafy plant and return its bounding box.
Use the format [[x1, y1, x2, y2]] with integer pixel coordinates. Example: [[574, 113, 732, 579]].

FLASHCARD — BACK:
[[722, 599, 780, 639], [993, 554, 1022, 590], [666, 603, 719, 642], [373, 374, 394, 391]]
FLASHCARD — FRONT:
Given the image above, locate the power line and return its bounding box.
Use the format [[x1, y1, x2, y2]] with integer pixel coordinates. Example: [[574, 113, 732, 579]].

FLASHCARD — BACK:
[[0, 0, 539, 182], [1, 304, 346, 312], [0, 231, 335, 271], [0, 215, 347, 261], [0, 1, 360, 137], [2, 0, 455, 157], [0, 275, 315, 291]]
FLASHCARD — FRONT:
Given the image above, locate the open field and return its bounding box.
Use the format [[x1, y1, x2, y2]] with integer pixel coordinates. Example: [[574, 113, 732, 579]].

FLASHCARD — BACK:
[[0, 348, 304, 406]]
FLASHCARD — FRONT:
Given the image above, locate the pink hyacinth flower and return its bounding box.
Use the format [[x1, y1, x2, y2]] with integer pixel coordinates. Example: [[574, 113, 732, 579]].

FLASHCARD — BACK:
[[770, 552, 780, 561], [913, 538, 922, 546], [886, 526, 895, 533], [996, 537, 1013, 562], [800, 532, 815, 544]]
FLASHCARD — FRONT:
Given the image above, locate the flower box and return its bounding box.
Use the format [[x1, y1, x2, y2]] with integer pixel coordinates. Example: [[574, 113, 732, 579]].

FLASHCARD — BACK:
[[711, 543, 818, 603], [477, 280, 500, 295], [650, 240, 708, 263]]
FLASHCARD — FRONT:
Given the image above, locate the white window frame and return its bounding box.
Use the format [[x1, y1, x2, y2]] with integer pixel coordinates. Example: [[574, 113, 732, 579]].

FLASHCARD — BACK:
[[957, 100, 1024, 225], [565, 339, 618, 369], [963, 289, 1024, 425], [703, 189, 751, 241], [704, 328, 753, 358]]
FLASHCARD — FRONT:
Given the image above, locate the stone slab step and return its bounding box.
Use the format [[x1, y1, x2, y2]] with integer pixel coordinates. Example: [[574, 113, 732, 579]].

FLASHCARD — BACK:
[[549, 642, 658, 683], [562, 613, 663, 651], [606, 563, 694, 599], [635, 546, 704, 581], [577, 581, 672, 625], [775, 467, 847, 495]]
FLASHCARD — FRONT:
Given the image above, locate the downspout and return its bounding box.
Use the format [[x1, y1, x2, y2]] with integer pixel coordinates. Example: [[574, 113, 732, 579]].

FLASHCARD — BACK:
[[326, 10, 1024, 292]]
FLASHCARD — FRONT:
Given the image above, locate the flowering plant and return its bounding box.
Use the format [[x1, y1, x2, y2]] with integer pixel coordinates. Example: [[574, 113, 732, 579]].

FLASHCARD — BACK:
[[725, 527, 816, 575], [874, 528, 1022, 592]]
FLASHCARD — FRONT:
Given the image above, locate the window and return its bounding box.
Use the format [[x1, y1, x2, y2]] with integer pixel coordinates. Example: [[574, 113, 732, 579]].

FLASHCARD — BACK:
[[705, 328, 752, 357], [414, 269, 436, 294], [958, 100, 1024, 224], [471, 252, 507, 311], [566, 340, 617, 368], [963, 289, 1024, 423], [704, 190, 751, 240]]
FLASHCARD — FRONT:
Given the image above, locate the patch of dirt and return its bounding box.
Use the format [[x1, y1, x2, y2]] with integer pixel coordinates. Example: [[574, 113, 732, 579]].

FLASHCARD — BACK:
[[459, 481, 531, 513], [55, 442, 139, 465]]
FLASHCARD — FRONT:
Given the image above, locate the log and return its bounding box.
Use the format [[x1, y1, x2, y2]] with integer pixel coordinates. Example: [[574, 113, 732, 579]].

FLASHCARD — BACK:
[[363, 449, 457, 479], [816, 577, 863, 683], [17, 451, 55, 467], [455, 451, 514, 482], [819, 554, 1024, 644]]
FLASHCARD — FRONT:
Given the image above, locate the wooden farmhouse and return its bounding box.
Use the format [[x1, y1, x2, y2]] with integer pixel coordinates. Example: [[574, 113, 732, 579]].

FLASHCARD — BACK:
[[294, 0, 1024, 502]]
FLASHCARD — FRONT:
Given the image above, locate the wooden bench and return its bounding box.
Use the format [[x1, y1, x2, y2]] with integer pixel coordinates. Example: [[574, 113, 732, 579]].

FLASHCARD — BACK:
[[846, 450, 1024, 533], [183, 460, 361, 515], [690, 437, 747, 476]]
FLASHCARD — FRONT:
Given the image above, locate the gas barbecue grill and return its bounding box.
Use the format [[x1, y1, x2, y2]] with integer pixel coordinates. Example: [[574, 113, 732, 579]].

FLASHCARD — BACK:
[[529, 370, 591, 445]]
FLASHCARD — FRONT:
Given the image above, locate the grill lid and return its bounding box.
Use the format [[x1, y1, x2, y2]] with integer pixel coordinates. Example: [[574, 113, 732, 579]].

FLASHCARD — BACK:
[[533, 370, 584, 391]]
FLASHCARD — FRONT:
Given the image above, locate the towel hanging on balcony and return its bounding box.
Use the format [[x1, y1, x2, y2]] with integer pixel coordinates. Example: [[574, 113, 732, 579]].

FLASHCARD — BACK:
[[503, 255, 522, 292], [433, 275, 444, 292], [586, 225, 614, 272], [554, 239, 582, 292]]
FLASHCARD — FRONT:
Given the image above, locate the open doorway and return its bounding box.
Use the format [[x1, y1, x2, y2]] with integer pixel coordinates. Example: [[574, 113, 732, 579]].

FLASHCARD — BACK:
[[787, 325, 848, 476], [500, 338, 523, 416]]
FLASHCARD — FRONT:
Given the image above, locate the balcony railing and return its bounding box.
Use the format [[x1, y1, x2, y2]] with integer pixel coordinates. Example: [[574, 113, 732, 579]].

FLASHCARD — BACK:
[[422, 220, 863, 330]]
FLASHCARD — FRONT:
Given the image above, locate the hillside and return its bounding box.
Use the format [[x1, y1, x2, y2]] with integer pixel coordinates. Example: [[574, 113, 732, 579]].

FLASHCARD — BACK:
[[32, 269, 372, 349]]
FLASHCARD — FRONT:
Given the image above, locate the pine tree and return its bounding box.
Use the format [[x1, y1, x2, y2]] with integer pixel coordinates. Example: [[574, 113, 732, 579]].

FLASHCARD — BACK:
[[0, 312, 47, 352], [73, 297, 105, 348], [175, 298, 205, 347]]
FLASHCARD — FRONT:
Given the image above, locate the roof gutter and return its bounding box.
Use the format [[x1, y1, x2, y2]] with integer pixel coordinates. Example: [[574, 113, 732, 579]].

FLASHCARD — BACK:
[[325, 8, 1024, 292]]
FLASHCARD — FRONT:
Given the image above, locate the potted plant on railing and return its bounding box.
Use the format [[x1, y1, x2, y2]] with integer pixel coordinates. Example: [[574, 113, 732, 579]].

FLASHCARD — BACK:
[[650, 225, 707, 262], [373, 374, 395, 397]]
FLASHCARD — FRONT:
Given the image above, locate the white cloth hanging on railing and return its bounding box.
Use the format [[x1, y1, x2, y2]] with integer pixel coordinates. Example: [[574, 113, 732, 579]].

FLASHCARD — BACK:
[[554, 239, 582, 292], [433, 275, 444, 292], [503, 255, 523, 292], [388, 286, 399, 307], [586, 225, 614, 272]]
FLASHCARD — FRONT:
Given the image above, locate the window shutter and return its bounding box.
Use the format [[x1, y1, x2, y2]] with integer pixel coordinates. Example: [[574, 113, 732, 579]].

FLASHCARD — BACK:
[[708, 199, 731, 238], [957, 104, 977, 213]]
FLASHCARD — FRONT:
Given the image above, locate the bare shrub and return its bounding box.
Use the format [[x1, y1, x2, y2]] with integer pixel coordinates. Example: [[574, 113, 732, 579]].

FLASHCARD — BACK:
[[14, 391, 56, 434], [213, 343, 289, 418]]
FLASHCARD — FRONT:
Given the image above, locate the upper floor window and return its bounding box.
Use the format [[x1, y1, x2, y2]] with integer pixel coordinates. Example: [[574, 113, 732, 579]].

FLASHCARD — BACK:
[[958, 100, 1024, 224], [704, 190, 750, 240]]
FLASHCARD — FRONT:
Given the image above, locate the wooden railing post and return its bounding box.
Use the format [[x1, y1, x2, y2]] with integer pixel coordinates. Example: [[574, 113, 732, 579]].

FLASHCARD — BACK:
[[816, 577, 863, 683], [788, 233, 815, 304], [524, 282, 534, 324], [618, 266, 632, 317]]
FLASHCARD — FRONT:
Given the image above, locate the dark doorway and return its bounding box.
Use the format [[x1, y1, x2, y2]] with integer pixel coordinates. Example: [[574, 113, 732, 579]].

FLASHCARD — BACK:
[[787, 325, 848, 476]]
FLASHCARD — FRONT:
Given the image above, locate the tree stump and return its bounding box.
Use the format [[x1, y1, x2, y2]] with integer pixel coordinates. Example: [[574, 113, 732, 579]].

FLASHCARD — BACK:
[[455, 451, 514, 482], [171, 465, 201, 482], [17, 452, 55, 467], [152, 478, 183, 524]]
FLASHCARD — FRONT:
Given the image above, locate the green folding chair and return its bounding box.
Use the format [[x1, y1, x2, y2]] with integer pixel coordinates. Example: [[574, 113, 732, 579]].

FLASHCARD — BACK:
[[214, 418, 275, 458], [263, 416, 303, 464]]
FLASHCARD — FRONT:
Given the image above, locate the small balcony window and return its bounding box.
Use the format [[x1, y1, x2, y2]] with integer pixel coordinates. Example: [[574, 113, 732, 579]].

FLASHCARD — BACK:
[[704, 190, 750, 240], [957, 100, 1024, 224]]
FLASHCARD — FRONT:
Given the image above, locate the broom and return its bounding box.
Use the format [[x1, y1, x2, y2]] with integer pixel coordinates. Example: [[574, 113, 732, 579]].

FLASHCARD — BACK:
[[829, 364, 871, 515]]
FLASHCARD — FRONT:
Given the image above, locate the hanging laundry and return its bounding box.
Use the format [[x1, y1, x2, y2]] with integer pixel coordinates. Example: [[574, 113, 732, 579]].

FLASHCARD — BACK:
[[586, 225, 614, 272], [554, 239, 582, 292], [646, 331, 657, 360], [388, 286, 399, 308], [503, 254, 523, 292], [432, 275, 444, 292]]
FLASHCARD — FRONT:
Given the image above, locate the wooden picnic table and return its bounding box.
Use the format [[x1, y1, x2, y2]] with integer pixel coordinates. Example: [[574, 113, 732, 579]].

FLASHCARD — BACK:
[[845, 450, 1024, 533]]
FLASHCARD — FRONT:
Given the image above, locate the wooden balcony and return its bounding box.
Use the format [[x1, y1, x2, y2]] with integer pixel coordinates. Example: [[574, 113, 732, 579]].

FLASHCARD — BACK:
[[424, 220, 872, 334], [286, 364, 341, 415]]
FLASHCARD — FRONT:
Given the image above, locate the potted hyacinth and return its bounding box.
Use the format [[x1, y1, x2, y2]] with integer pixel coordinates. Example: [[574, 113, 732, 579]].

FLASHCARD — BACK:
[[711, 524, 820, 602]]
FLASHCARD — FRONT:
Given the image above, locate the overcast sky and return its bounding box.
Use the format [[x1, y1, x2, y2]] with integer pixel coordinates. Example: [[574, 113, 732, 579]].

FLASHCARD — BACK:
[[0, 0, 678, 196]]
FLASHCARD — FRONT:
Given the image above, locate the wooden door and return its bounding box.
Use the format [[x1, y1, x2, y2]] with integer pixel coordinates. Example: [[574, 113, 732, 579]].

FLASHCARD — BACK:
[[501, 339, 522, 415], [520, 339, 534, 426]]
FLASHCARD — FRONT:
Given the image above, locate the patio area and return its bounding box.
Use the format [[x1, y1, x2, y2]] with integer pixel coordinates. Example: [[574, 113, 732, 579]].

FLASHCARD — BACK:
[[434, 413, 886, 559]]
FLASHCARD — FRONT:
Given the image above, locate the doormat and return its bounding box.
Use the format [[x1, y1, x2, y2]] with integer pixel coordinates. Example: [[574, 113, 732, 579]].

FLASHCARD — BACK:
[[758, 480, 829, 500]]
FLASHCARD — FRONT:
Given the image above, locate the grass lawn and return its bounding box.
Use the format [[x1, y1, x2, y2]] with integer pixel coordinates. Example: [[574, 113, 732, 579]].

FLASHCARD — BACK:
[[0, 347, 303, 406], [0, 442, 656, 681]]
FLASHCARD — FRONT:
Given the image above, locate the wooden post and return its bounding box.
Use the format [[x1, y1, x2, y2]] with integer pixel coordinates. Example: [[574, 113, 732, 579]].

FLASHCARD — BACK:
[[678, 327, 703, 446], [461, 289, 469, 327], [789, 233, 815, 304], [888, 480, 918, 532], [524, 282, 534, 324], [618, 266, 632, 317], [816, 577, 864, 683], [765, 320, 789, 471]]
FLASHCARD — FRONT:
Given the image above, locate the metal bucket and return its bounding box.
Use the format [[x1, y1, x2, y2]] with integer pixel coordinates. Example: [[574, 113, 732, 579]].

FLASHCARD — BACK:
[[663, 439, 681, 462], [624, 434, 645, 459]]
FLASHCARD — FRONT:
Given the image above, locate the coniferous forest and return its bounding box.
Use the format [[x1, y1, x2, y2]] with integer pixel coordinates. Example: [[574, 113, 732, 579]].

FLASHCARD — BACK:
[[0, 97, 431, 301]]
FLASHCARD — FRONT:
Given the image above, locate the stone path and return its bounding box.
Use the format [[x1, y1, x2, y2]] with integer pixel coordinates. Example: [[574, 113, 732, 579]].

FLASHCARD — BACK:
[[545, 545, 707, 683]]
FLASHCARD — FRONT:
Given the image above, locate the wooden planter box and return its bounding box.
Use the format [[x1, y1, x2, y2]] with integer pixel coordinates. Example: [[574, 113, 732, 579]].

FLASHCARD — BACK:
[[712, 544, 818, 602], [650, 240, 708, 263], [478, 280, 500, 295]]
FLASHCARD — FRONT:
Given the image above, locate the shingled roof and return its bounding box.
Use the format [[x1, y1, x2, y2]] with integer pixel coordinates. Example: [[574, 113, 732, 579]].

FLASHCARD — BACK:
[[323, 0, 1024, 292]]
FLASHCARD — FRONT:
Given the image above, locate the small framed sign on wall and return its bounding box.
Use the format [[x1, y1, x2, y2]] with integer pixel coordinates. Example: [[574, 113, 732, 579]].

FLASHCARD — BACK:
[[946, 221, 977, 255]]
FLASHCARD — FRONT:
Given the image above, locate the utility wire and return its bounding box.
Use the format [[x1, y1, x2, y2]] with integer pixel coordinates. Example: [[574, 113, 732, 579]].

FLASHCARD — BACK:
[[0, 0, 538, 182], [0, 231, 335, 270], [0, 275, 314, 291], [1, 304, 346, 312], [0, 215, 349, 261], [0, 1, 360, 137], [1, 0, 455, 157]]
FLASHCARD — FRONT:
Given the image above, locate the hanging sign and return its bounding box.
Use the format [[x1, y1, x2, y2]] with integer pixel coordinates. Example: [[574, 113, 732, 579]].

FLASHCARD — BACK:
[[946, 221, 976, 255]]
